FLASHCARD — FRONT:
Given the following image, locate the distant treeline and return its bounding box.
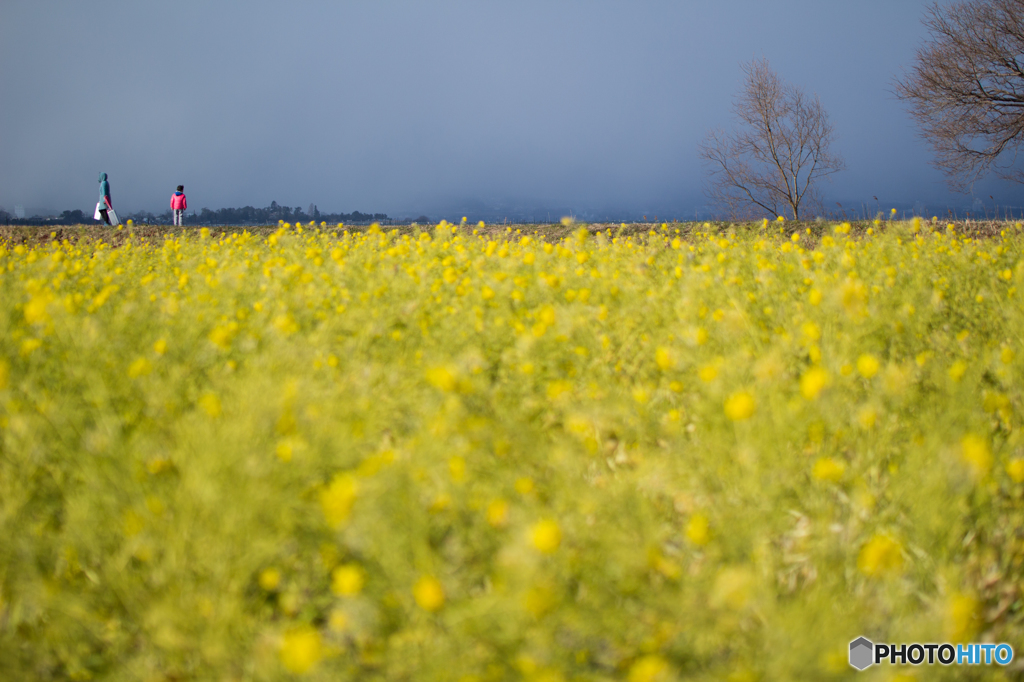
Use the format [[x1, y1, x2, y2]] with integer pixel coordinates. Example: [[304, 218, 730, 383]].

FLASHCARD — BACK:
[[133, 202, 390, 226], [0, 203, 390, 226]]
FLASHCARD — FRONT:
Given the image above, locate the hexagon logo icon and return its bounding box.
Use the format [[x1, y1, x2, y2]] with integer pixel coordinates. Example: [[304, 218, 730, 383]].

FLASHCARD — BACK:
[[849, 636, 874, 670]]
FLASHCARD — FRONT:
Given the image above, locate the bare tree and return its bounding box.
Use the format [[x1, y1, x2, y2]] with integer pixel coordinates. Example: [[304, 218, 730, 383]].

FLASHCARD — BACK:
[[699, 59, 844, 220], [895, 0, 1024, 188]]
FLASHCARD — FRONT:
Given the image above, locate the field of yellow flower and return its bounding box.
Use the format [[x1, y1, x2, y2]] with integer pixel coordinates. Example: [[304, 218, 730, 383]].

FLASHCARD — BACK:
[[2, 218, 1023, 680]]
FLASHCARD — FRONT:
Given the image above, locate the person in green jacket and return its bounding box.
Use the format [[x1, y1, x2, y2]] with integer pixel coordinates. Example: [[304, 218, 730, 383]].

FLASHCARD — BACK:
[[97, 172, 112, 225]]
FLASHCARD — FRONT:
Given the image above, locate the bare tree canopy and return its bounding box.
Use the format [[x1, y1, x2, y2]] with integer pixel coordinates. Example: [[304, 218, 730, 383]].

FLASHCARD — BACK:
[[699, 59, 844, 220], [896, 0, 1024, 187]]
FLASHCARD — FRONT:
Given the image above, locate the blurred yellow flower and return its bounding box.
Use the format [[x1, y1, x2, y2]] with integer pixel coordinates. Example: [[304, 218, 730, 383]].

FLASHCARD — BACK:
[[1007, 459, 1024, 483], [685, 513, 710, 546], [515, 477, 535, 495], [800, 367, 829, 400], [531, 519, 562, 553], [960, 434, 991, 479], [627, 655, 671, 682], [486, 499, 509, 527], [522, 584, 556, 618], [275, 440, 294, 462], [331, 563, 365, 596], [857, 534, 904, 577], [857, 406, 878, 430], [320, 474, 357, 529], [856, 354, 880, 379], [425, 365, 458, 392], [724, 391, 756, 421], [279, 626, 322, 674], [945, 593, 979, 643], [413, 575, 445, 612], [812, 457, 845, 482], [127, 357, 152, 378], [258, 568, 281, 591], [198, 392, 221, 418], [23, 295, 50, 325], [328, 609, 348, 632], [546, 380, 572, 400]]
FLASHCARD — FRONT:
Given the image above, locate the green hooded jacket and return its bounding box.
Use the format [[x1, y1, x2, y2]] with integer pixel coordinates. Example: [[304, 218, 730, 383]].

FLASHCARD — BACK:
[[98, 172, 111, 206]]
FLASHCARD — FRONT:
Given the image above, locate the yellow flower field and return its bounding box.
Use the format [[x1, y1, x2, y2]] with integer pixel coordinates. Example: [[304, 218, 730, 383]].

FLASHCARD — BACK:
[[1, 219, 1023, 680]]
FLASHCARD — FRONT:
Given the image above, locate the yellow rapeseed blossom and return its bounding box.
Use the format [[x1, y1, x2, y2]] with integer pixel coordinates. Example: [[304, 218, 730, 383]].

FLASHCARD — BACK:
[[23, 294, 50, 325], [425, 365, 458, 392], [857, 534, 904, 577], [857, 406, 878, 430], [945, 593, 979, 643], [279, 626, 322, 674], [627, 655, 671, 682], [812, 457, 845, 482], [198, 392, 221, 418], [1007, 459, 1024, 483], [127, 357, 152, 378], [413, 575, 445, 612], [320, 474, 357, 529], [3, 219, 1023, 678], [685, 513, 710, 546], [856, 354, 880, 379], [800, 367, 829, 400], [960, 434, 992, 479], [531, 519, 562, 553], [331, 563, 365, 596], [724, 391, 756, 421], [654, 346, 676, 371], [258, 568, 281, 591], [486, 499, 509, 527]]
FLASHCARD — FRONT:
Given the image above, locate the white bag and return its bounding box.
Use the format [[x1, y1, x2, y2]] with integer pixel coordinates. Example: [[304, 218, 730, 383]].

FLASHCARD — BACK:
[[107, 208, 120, 226], [94, 202, 103, 220]]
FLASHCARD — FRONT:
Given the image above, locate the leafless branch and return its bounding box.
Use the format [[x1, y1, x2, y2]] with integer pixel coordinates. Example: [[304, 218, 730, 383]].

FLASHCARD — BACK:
[[699, 59, 844, 220], [895, 0, 1024, 188]]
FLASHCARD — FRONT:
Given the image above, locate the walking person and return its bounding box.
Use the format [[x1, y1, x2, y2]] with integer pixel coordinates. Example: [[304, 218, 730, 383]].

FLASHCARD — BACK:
[[171, 185, 187, 226], [96, 172, 112, 225]]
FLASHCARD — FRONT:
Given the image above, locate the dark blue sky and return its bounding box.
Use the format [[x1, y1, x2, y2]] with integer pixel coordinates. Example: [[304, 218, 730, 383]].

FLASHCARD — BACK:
[[2, 0, 1021, 219]]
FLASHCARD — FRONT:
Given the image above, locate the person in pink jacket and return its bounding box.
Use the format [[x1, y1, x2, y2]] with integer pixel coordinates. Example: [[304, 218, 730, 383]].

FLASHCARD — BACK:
[[171, 185, 187, 226]]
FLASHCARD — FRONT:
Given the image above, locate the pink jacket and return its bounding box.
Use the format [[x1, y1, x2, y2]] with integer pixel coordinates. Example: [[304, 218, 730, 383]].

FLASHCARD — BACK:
[[170, 192, 187, 210]]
